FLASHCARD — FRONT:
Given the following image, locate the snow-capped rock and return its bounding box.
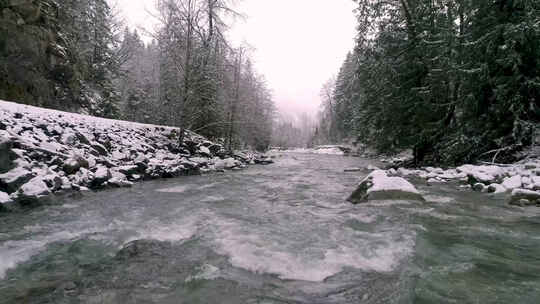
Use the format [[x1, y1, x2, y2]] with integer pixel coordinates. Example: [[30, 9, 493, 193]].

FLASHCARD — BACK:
[[91, 165, 111, 188], [487, 183, 506, 194], [347, 170, 424, 203], [0, 99, 270, 209], [509, 189, 540, 206], [502, 175, 522, 190], [0, 166, 35, 193], [0, 191, 12, 205], [109, 171, 133, 187], [17, 176, 51, 204], [198, 146, 212, 157]]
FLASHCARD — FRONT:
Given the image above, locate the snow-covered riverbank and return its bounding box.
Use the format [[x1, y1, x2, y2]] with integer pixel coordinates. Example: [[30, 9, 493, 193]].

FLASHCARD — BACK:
[[0, 100, 271, 209], [379, 161, 540, 206]]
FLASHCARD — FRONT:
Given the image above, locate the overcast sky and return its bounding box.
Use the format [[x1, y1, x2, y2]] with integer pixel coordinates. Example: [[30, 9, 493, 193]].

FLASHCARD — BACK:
[[112, 0, 357, 117]]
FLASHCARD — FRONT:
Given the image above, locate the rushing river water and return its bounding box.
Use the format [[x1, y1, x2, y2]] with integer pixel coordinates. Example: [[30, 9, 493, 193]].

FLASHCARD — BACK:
[[0, 153, 539, 303]]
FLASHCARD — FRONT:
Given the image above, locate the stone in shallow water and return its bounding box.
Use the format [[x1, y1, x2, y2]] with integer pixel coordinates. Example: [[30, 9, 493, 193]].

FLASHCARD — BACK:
[[509, 189, 540, 206], [472, 183, 485, 192], [16, 176, 51, 205], [487, 183, 506, 194], [347, 170, 424, 203], [0, 191, 12, 205]]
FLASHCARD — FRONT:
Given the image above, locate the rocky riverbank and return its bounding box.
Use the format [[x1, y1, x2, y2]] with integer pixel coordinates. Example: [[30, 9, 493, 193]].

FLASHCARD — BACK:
[[0, 100, 272, 210], [379, 160, 540, 207]]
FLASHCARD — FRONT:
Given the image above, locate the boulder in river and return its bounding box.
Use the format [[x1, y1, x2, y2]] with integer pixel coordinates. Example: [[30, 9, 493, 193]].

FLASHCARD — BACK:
[[108, 170, 133, 187], [509, 189, 540, 206], [16, 176, 51, 205], [487, 183, 506, 194], [347, 170, 425, 203], [0, 191, 12, 205], [91, 165, 111, 188]]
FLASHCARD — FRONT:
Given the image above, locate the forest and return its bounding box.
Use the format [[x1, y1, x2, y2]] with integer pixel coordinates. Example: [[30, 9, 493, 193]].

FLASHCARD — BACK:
[[0, 0, 274, 151], [314, 0, 539, 165]]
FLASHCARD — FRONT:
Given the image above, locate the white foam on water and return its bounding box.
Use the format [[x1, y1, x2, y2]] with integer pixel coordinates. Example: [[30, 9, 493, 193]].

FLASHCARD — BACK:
[[346, 212, 378, 223], [197, 182, 222, 190], [133, 216, 200, 243], [211, 217, 414, 282], [155, 185, 191, 193], [200, 195, 225, 203], [61, 203, 79, 209], [424, 195, 454, 203], [185, 264, 221, 282], [0, 228, 104, 279]]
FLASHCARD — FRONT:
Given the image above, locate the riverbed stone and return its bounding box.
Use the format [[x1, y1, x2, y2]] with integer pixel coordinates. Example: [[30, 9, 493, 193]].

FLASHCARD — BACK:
[[17, 176, 51, 205], [487, 183, 506, 194], [109, 171, 133, 187], [118, 165, 140, 176], [91, 165, 111, 188], [510, 189, 540, 205], [0, 191, 12, 205], [347, 170, 425, 203], [472, 183, 485, 192]]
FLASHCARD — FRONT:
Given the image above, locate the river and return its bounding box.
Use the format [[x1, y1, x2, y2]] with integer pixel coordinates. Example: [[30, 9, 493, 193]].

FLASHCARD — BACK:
[[0, 153, 539, 303]]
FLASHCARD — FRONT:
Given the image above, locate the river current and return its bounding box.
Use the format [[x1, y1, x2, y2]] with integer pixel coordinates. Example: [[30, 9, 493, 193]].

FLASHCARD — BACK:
[[0, 153, 539, 303]]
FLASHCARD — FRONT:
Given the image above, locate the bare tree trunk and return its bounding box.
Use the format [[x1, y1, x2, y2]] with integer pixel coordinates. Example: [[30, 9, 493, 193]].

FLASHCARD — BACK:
[[227, 48, 242, 152]]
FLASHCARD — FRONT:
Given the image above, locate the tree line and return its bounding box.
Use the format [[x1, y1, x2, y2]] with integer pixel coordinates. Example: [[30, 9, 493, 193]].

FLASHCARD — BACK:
[[0, 0, 275, 151], [314, 0, 539, 165]]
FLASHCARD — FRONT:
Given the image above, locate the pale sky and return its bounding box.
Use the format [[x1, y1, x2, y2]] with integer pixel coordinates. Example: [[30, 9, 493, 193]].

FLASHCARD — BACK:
[[111, 0, 357, 117]]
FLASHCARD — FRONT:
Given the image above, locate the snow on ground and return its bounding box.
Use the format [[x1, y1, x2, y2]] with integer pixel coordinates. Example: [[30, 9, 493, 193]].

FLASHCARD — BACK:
[[271, 145, 346, 156], [0, 100, 272, 209], [386, 159, 540, 206]]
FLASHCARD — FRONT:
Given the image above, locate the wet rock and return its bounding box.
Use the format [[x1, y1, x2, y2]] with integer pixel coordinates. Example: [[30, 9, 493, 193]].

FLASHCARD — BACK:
[[0, 166, 35, 193], [0, 191, 12, 205], [472, 183, 485, 192], [91, 165, 111, 188], [254, 155, 274, 165], [347, 170, 424, 203], [214, 158, 238, 170], [63, 155, 89, 175], [108, 171, 133, 187], [118, 165, 140, 176], [115, 239, 170, 260], [17, 176, 51, 205], [487, 183, 506, 194], [509, 199, 533, 207], [510, 189, 540, 205]]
